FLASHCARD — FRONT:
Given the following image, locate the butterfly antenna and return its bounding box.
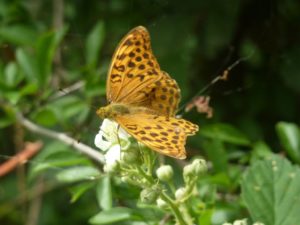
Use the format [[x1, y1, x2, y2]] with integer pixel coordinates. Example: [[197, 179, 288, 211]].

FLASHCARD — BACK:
[[178, 50, 255, 114]]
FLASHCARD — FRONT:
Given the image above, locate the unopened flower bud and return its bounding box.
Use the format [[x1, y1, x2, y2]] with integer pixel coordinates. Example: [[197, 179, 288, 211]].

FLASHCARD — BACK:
[[222, 223, 232, 225], [156, 165, 173, 182], [183, 159, 207, 182], [233, 219, 247, 225], [192, 158, 207, 175], [121, 148, 140, 164], [183, 164, 194, 183], [140, 187, 159, 204], [175, 187, 186, 200], [156, 198, 168, 209]]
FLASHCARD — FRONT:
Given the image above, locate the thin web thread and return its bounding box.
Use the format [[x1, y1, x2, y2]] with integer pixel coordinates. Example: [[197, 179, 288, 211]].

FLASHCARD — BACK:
[[178, 50, 255, 115]]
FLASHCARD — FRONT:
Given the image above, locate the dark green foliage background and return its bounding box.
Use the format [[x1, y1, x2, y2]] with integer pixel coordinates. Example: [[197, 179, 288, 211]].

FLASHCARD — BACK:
[[1, 0, 300, 224]]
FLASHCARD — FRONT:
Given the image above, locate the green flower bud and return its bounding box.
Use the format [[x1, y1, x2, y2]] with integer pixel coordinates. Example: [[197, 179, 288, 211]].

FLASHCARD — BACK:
[[140, 187, 159, 204], [121, 147, 141, 165], [192, 158, 207, 175], [156, 165, 173, 182], [183, 159, 207, 183], [175, 187, 186, 200], [183, 164, 194, 183], [156, 198, 168, 209]]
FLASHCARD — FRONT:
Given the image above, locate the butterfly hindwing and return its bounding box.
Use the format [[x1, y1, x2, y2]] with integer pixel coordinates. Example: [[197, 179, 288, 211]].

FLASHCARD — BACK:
[[115, 112, 198, 159], [147, 71, 181, 117]]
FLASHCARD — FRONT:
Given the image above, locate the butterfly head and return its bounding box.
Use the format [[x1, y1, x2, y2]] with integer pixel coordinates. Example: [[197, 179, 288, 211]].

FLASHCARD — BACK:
[[96, 104, 130, 119], [96, 105, 114, 119]]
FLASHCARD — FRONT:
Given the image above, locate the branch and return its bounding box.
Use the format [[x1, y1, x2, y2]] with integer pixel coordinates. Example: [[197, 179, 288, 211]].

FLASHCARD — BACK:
[[16, 113, 105, 164], [49, 80, 85, 101], [0, 142, 42, 177]]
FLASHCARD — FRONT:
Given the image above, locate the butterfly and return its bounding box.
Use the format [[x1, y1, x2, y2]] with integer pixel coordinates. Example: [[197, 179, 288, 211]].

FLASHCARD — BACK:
[[96, 26, 198, 159]]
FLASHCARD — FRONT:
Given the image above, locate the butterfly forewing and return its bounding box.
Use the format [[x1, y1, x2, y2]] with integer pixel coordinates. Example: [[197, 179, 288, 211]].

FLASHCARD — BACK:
[[106, 26, 162, 104]]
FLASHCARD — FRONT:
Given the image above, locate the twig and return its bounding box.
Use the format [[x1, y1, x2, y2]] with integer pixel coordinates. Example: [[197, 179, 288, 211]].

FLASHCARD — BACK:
[[26, 177, 44, 225], [14, 121, 27, 220], [49, 81, 85, 101], [16, 113, 105, 164], [0, 142, 42, 177]]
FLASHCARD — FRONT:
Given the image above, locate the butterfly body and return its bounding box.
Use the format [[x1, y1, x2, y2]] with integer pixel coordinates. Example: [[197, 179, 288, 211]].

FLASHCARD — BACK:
[[97, 26, 198, 159], [96, 103, 155, 119]]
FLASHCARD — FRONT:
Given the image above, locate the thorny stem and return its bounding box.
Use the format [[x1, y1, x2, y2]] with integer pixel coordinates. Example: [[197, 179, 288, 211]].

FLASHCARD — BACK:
[[136, 166, 154, 185], [159, 192, 188, 225], [136, 159, 189, 225], [179, 177, 198, 203], [167, 180, 177, 195]]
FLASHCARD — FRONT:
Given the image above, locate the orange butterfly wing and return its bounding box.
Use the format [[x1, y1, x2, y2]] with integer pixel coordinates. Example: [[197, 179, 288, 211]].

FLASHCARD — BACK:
[[115, 112, 198, 159], [106, 26, 162, 105], [146, 71, 181, 116]]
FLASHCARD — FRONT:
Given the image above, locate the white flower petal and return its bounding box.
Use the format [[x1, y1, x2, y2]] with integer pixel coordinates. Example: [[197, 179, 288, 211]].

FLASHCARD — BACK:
[[105, 144, 121, 165], [94, 131, 112, 151], [95, 119, 131, 150]]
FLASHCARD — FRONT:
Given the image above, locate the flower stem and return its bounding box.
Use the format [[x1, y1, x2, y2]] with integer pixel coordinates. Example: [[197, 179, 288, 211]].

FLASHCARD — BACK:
[[136, 164, 188, 224], [136, 166, 154, 185], [180, 177, 197, 203], [159, 192, 188, 225]]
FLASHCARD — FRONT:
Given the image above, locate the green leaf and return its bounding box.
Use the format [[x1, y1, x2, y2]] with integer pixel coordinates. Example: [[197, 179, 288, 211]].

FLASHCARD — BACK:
[[56, 166, 101, 183], [251, 141, 273, 163], [276, 122, 300, 163], [28, 142, 90, 179], [202, 139, 228, 173], [89, 207, 133, 224], [85, 21, 105, 68], [0, 25, 37, 45], [0, 106, 15, 128], [96, 175, 112, 210], [16, 48, 38, 83], [3, 91, 21, 104], [49, 95, 90, 124], [3, 62, 23, 87], [241, 154, 300, 225], [36, 28, 67, 86], [198, 208, 214, 225], [32, 107, 57, 126], [70, 182, 95, 203], [208, 173, 231, 188], [19, 83, 38, 96], [200, 123, 251, 146]]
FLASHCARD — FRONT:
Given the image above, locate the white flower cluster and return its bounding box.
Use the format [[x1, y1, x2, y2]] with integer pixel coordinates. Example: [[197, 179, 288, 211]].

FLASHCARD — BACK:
[[94, 119, 131, 172], [222, 219, 264, 225]]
